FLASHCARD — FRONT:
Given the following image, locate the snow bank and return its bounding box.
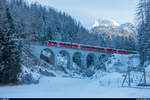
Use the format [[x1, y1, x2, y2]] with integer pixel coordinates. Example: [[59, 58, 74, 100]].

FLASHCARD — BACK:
[[145, 65, 150, 84], [99, 72, 123, 87], [92, 71, 123, 87]]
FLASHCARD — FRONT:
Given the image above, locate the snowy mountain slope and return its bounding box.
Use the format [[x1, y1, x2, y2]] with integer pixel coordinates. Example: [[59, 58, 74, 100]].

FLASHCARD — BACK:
[[118, 23, 137, 37], [90, 19, 137, 38]]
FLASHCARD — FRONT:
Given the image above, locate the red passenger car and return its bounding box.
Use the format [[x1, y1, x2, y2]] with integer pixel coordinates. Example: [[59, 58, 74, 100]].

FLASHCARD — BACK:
[[59, 42, 79, 48], [106, 48, 118, 53], [47, 40, 137, 55], [47, 41, 58, 46], [80, 45, 91, 50], [93, 46, 105, 52], [117, 50, 137, 54]]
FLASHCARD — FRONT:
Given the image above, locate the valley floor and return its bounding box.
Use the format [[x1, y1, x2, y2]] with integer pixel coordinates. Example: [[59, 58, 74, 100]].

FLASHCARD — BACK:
[[0, 76, 150, 98]]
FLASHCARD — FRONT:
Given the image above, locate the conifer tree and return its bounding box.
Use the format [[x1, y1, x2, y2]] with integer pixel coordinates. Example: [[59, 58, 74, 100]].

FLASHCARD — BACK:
[[0, 6, 21, 84], [137, 0, 150, 66]]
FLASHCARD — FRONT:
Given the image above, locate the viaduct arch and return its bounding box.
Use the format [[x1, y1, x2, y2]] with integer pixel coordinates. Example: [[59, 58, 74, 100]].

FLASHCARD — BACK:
[[39, 45, 108, 71]]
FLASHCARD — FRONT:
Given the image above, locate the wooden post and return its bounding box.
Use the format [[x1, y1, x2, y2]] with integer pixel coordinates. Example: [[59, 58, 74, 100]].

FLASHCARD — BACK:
[[143, 69, 146, 85], [122, 74, 127, 87], [128, 67, 131, 87], [128, 71, 131, 87]]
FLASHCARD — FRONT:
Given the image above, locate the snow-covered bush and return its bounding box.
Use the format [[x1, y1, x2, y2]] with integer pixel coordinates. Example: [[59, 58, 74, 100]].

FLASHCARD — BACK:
[[18, 65, 40, 84], [57, 54, 68, 68], [105, 54, 139, 73], [38, 63, 56, 77]]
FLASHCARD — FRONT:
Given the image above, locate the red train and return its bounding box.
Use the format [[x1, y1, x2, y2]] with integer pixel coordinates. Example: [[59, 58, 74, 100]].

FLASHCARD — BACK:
[[47, 40, 137, 54]]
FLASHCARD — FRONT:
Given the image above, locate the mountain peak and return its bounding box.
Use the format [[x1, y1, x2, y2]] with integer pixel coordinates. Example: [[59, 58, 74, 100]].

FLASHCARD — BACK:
[[92, 19, 120, 28]]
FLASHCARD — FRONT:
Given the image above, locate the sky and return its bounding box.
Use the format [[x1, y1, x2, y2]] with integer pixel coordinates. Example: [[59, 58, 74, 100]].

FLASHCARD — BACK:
[[27, 0, 139, 27]]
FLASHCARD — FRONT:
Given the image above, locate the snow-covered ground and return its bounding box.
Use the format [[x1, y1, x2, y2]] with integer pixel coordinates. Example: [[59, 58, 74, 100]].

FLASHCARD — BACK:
[[0, 76, 150, 98], [0, 45, 149, 98]]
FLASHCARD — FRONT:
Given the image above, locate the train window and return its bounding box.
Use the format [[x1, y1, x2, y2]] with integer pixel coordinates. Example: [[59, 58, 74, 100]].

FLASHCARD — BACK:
[[118, 50, 126, 54], [89, 46, 94, 50], [80, 46, 86, 49], [106, 49, 117, 53], [117, 50, 137, 54], [127, 51, 137, 54], [132, 52, 137, 54], [72, 44, 78, 48], [59, 42, 63, 46], [94, 47, 105, 51], [48, 41, 57, 46], [63, 43, 70, 45], [81, 45, 106, 51], [52, 41, 57, 44], [63, 43, 72, 47], [48, 41, 52, 45], [59, 42, 78, 48], [80, 46, 84, 49], [123, 51, 130, 54], [87, 46, 91, 49], [80, 45, 91, 49]]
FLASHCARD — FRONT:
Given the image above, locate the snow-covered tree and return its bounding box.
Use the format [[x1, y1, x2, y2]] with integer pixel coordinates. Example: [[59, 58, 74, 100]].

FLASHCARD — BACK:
[[0, 4, 21, 84], [6, 0, 89, 45], [137, 0, 150, 66]]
